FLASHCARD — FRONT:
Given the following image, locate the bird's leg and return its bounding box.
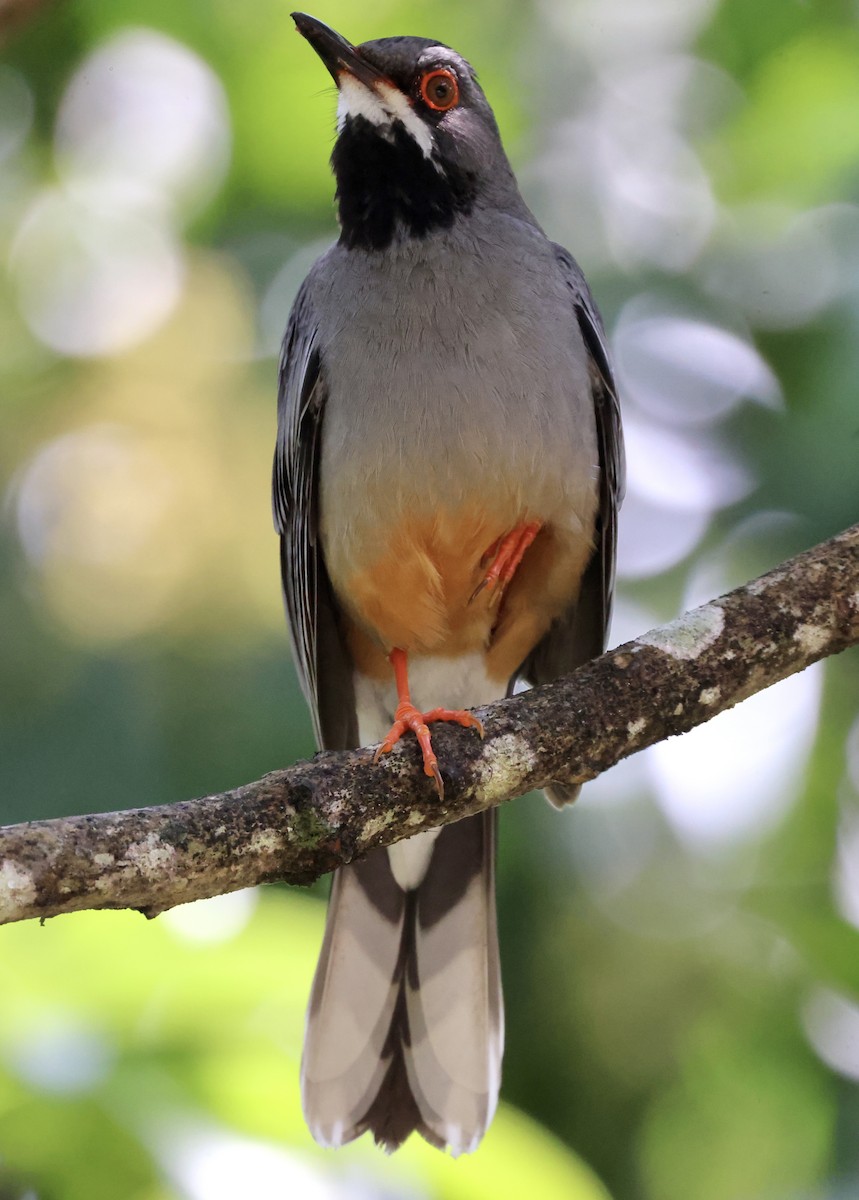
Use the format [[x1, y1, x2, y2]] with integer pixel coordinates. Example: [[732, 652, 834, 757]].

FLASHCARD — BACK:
[[472, 521, 542, 602], [373, 647, 484, 798]]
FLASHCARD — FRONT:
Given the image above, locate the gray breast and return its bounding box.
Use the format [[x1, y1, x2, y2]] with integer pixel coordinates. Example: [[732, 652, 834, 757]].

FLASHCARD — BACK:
[[310, 212, 599, 574]]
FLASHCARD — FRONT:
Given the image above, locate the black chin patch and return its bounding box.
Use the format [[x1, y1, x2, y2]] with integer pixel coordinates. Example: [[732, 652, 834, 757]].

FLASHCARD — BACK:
[[332, 116, 477, 251]]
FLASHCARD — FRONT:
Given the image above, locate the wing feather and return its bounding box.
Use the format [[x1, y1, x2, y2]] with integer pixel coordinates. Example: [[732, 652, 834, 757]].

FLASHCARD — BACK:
[[273, 278, 357, 751], [517, 247, 624, 805]]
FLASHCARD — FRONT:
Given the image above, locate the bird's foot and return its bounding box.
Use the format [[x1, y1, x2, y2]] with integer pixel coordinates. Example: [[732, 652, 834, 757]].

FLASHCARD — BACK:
[[372, 647, 484, 798], [374, 702, 484, 799], [471, 521, 542, 602]]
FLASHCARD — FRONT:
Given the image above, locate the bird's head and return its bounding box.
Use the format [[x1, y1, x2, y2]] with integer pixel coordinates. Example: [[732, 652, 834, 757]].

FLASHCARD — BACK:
[[292, 12, 526, 251]]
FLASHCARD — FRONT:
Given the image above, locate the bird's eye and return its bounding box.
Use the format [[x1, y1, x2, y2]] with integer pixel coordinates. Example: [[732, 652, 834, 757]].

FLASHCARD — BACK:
[[419, 69, 460, 112]]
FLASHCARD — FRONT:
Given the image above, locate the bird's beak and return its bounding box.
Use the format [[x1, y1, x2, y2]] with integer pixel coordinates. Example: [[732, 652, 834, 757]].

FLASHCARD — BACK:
[[291, 12, 386, 90]]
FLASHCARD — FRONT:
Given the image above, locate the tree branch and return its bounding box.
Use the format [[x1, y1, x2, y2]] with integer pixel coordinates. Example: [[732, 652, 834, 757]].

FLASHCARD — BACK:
[[2, 525, 857, 927]]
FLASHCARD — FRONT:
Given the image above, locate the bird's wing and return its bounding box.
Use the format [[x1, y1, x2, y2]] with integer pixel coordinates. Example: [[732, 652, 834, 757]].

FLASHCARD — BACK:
[[273, 278, 357, 751], [517, 243, 625, 702]]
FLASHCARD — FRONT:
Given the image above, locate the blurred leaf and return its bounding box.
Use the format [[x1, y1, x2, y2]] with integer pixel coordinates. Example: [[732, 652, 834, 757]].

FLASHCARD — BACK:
[[0, 1095, 161, 1200], [640, 1013, 834, 1200], [751, 898, 859, 1000], [715, 31, 859, 205]]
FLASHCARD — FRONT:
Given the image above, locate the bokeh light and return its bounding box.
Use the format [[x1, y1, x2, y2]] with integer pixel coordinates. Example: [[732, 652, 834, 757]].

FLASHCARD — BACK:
[[10, 185, 185, 357], [54, 29, 231, 218], [647, 664, 823, 849]]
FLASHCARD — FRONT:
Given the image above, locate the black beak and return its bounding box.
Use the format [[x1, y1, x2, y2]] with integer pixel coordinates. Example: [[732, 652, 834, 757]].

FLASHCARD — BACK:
[[291, 12, 386, 90]]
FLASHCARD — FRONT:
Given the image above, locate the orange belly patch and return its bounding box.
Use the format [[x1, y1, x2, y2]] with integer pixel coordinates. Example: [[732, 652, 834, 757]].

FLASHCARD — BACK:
[[340, 505, 594, 685]]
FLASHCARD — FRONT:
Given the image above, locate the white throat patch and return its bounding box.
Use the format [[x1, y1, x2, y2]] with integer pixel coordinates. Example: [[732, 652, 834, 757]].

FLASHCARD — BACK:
[[336, 73, 435, 161]]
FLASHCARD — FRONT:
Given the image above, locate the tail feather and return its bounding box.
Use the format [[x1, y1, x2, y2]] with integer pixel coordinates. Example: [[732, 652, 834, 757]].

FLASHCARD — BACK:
[[300, 811, 502, 1154], [359, 935, 445, 1153], [405, 813, 502, 1154], [301, 855, 404, 1145]]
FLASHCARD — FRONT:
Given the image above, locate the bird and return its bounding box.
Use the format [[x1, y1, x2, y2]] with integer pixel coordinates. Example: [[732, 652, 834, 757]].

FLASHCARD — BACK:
[[273, 12, 624, 1157]]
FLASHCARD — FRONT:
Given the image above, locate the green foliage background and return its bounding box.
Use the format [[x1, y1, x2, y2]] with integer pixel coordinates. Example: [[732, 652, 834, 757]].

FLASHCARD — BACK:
[[1, 1, 858, 1198]]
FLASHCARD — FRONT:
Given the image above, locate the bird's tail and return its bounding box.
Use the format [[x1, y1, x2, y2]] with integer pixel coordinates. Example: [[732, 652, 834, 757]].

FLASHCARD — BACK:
[[300, 810, 503, 1155]]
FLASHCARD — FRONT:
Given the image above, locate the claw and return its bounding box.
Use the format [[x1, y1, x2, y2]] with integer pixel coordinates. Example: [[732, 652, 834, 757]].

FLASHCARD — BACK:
[[471, 521, 542, 604], [430, 761, 444, 800], [469, 576, 491, 604]]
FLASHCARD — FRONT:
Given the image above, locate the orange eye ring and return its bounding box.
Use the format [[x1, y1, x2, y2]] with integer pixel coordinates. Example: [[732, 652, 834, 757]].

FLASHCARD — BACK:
[[420, 69, 460, 112]]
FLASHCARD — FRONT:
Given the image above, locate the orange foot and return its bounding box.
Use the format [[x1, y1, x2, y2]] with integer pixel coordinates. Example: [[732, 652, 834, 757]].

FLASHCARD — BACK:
[[372, 649, 484, 798], [471, 521, 542, 603]]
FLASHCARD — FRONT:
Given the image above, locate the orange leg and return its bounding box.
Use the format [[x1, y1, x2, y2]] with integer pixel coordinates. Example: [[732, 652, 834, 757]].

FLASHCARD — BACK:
[[373, 648, 484, 798], [472, 521, 542, 602]]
